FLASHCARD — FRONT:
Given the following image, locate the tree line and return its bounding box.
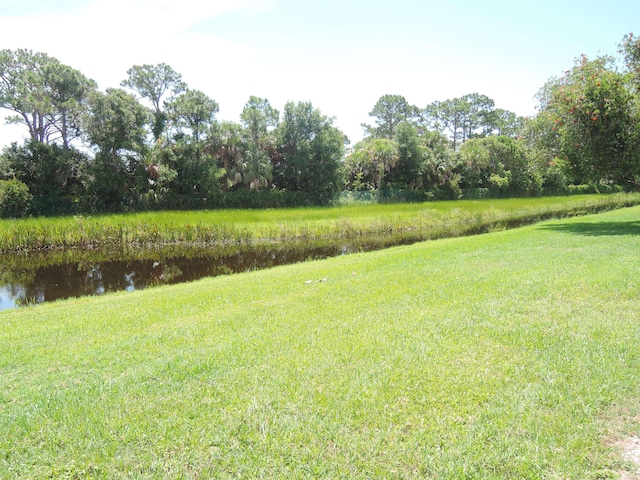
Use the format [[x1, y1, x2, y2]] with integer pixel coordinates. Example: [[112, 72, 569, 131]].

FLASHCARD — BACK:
[[1, 33, 639, 217]]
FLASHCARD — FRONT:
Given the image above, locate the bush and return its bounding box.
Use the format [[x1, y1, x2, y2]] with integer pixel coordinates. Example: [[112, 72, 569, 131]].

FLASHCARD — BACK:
[[0, 179, 32, 218], [567, 184, 626, 195], [29, 196, 86, 216], [378, 189, 432, 203], [130, 190, 322, 211]]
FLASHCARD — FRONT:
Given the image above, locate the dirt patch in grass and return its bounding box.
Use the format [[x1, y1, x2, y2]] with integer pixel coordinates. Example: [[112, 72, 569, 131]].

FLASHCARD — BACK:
[[612, 435, 640, 480], [603, 407, 640, 479]]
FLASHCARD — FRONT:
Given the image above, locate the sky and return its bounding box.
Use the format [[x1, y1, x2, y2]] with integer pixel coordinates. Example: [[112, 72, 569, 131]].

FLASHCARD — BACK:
[[0, 0, 638, 148]]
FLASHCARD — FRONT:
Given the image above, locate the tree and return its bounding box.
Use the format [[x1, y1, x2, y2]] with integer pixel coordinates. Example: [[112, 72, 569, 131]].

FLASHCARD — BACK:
[[0, 179, 31, 218], [420, 131, 460, 198], [620, 32, 640, 89], [156, 136, 222, 200], [274, 101, 345, 203], [520, 113, 570, 189], [490, 108, 525, 137], [166, 89, 218, 159], [363, 94, 417, 139], [208, 121, 273, 192], [423, 94, 500, 150], [85, 88, 150, 210], [238, 146, 273, 191], [423, 98, 468, 150], [121, 63, 186, 140], [43, 62, 97, 148], [540, 55, 640, 190], [459, 93, 495, 140], [0, 49, 96, 147], [0, 140, 88, 197], [142, 90, 221, 201], [240, 96, 279, 149], [458, 136, 542, 194], [0, 49, 51, 143], [383, 122, 424, 189], [135, 139, 178, 206], [86, 88, 149, 155], [209, 121, 246, 191], [236, 97, 278, 190], [343, 138, 398, 191]]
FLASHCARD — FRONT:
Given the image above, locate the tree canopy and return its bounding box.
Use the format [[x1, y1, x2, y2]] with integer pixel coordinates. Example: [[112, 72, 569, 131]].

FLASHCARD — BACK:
[[0, 49, 96, 147], [2, 32, 640, 216], [121, 63, 186, 139], [537, 55, 640, 190], [274, 101, 345, 203], [363, 94, 418, 139]]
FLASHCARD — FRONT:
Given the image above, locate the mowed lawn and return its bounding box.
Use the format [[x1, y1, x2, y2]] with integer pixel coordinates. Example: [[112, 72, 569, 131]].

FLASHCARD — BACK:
[[1, 207, 640, 478]]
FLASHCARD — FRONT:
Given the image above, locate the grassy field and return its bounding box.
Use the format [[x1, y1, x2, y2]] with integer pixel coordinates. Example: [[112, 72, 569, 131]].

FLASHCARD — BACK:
[[1, 193, 639, 252], [1, 206, 640, 478]]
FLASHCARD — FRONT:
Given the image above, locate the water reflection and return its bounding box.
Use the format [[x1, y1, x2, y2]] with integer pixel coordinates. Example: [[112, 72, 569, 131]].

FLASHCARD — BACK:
[[1, 238, 409, 310]]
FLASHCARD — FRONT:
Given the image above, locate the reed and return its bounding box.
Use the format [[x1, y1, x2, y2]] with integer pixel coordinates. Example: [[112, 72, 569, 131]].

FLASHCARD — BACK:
[[0, 193, 638, 252]]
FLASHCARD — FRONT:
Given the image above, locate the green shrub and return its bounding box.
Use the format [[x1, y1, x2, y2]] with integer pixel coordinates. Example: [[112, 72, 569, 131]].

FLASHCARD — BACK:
[[567, 184, 625, 195], [0, 179, 32, 218]]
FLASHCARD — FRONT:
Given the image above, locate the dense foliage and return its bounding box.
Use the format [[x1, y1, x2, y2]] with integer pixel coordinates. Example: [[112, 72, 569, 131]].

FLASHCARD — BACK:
[[536, 56, 640, 190], [1, 33, 640, 216], [0, 178, 31, 217]]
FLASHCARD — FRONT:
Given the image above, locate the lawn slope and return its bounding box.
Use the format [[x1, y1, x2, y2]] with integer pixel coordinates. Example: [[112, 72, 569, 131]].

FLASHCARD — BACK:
[[1, 206, 640, 478]]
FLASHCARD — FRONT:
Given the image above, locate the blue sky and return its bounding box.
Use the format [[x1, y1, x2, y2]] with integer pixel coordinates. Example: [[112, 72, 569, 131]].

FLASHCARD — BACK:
[[0, 0, 638, 147]]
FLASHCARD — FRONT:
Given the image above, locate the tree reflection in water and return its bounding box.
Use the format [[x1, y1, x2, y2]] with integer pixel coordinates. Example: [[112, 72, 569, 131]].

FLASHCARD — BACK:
[[1, 235, 417, 310]]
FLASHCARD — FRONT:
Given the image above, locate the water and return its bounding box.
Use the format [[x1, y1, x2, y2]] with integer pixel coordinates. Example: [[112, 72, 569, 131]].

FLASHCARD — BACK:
[[0, 236, 416, 310]]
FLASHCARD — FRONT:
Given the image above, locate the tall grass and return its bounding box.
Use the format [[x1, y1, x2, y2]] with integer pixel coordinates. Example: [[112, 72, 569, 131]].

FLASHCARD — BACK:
[[1, 193, 639, 252]]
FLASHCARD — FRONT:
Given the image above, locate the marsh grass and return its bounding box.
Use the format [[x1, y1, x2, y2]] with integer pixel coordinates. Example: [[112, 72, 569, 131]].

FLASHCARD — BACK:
[[1, 206, 640, 477], [1, 193, 639, 252]]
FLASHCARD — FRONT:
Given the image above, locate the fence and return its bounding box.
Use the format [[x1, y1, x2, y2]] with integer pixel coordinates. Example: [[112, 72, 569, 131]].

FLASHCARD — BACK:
[[20, 184, 630, 218]]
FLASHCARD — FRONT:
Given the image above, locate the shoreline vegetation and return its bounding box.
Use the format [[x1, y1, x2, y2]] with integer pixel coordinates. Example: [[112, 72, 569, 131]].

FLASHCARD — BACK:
[[3, 36, 640, 220], [1, 193, 639, 254], [1, 205, 639, 477]]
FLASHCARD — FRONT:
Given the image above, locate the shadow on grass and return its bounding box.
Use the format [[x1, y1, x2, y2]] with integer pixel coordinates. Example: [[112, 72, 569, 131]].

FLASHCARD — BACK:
[[541, 221, 640, 236]]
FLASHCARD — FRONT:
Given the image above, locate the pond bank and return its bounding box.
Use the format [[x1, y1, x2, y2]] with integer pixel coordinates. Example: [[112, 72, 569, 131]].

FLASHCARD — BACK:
[[2, 194, 640, 309], [1, 193, 639, 253]]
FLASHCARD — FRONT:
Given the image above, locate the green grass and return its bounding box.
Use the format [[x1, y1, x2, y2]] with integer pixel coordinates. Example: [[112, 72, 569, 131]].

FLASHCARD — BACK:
[[1, 206, 640, 478], [1, 193, 639, 252]]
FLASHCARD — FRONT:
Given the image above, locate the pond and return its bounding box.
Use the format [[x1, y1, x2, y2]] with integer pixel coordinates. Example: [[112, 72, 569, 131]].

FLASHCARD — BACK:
[[0, 235, 419, 311]]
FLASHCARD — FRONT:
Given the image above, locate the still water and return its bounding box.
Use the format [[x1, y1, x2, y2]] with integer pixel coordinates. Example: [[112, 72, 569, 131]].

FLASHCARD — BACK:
[[0, 236, 417, 310]]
